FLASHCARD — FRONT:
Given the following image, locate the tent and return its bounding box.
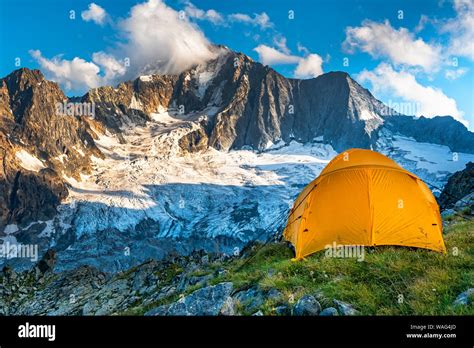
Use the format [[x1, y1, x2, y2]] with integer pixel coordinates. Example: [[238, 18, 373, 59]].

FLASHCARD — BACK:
[[283, 149, 446, 260]]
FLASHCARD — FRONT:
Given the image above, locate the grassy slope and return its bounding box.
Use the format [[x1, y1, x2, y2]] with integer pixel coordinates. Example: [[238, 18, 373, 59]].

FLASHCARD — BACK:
[[200, 218, 474, 315]]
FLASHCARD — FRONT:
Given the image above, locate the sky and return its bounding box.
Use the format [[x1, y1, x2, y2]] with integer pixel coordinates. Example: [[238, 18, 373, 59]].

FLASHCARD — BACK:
[[0, 0, 473, 129]]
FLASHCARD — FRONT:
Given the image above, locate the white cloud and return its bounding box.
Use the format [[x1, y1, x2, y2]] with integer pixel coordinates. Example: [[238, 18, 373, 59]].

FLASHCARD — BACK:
[[81, 3, 107, 25], [182, 2, 273, 30], [274, 36, 291, 55], [357, 63, 467, 126], [31, 0, 219, 92], [294, 54, 324, 79], [184, 3, 224, 25], [117, 0, 217, 77], [29, 50, 102, 91], [253, 45, 300, 65], [91, 52, 127, 81], [444, 67, 468, 80], [253, 42, 324, 79], [440, 0, 474, 60], [229, 12, 273, 30], [343, 19, 441, 71]]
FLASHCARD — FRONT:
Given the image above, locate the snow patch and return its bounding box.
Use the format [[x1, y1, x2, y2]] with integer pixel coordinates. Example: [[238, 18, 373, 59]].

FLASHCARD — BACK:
[[3, 224, 18, 234], [15, 150, 45, 172], [139, 75, 152, 82]]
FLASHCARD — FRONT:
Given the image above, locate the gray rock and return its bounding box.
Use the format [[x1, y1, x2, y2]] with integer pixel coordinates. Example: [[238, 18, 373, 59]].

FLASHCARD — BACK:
[[275, 305, 290, 316], [219, 297, 235, 316], [293, 295, 321, 316], [453, 288, 474, 306], [320, 307, 339, 316], [145, 304, 170, 316], [441, 209, 456, 219], [233, 287, 265, 312], [454, 193, 474, 209], [36, 249, 56, 274], [267, 288, 283, 301], [200, 255, 209, 265], [333, 299, 359, 316], [252, 310, 264, 316], [146, 282, 233, 316]]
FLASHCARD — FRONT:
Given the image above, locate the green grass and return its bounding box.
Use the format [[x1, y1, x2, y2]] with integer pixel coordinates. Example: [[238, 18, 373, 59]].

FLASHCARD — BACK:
[[211, 219, 474, 315]]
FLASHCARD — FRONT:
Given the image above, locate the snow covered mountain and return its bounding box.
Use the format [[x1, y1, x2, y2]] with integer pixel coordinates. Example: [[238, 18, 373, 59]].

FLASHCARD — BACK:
[[1, 47, 473, 271]]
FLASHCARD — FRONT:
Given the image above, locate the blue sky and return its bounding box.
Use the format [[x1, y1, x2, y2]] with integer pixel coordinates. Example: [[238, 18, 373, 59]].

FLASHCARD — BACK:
[[1, 0, 473, 129]]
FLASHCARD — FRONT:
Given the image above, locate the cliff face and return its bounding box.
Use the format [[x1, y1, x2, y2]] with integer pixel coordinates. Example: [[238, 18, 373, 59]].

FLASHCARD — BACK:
[[79, 50, 390, 153], [0, 69, 101, 225], [439, 162, 474, 209]]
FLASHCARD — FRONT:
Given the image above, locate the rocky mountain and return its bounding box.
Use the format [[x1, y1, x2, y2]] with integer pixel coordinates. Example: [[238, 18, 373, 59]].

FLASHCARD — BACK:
[[1, 47, 473, 271], [439, 162, 474, 209], [0, 69, 102, 225], [82, 48, 390, 153]]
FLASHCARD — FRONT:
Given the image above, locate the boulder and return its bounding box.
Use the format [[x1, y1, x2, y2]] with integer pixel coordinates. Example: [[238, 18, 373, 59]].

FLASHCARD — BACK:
[[146, 282, 233, 316], [333, 299, 359, 316], [233, 286, 265, 312], [292, 295, 321, 316], [274, 305, 290, 316], [453, 288, 474, 306], [320, 307, 339, 316]]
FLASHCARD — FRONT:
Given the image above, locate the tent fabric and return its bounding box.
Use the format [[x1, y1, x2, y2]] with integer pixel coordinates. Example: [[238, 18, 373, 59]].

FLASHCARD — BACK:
[[283, 149, 446, 260]]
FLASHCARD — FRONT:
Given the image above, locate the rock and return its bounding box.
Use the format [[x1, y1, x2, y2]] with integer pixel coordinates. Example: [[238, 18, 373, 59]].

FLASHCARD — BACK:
[[320, 307, 339, 316], [293, 295, 321, 316], [454, 192, 474, 209], [441, 209, 456, 219], [333, 299, 359, 316], [267, 288, 283, 301], [36, 249, 56, 274], [145, 304, 170, 316], [200, 255, 209, 265], [233, 287, 265, 312], [274, 305, 290, 316], [188, 274, 213, 288], [453, 288, 474, 306], [439, 162, 474, 209], [82, 299, 99, 316], [219, 297, 235, 316], [2, 265, 16, 281], [146, 282, 233, 316], [215, 269, 228, 277], [252, 310, 264, 316]]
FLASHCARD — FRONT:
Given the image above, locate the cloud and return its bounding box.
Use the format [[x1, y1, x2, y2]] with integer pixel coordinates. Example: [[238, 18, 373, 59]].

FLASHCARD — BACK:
[[357, 63, 467, 126], [31, 0, 218, 92], [184, 3, 224, 25], [30, 50, 102, 91], [274, 36, 291, 55], [91, 52, 127, 81], [294, 54, 324, 79], [440, 0, 474, 60], [253, 45, 300, 65], [343, 20, 441, 71], [253, 42, 324, 79], [444, 67, 468, 80], [229, 12, 273, 30], [116, 0, 217, 77], [81, 3, 107, 25]]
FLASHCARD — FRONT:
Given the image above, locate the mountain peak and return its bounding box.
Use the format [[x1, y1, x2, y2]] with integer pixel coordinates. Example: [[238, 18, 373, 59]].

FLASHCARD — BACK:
[[5, 67, 44, 83]]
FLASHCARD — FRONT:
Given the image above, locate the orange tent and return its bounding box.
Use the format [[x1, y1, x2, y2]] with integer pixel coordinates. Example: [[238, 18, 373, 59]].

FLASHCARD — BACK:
[[283, 149, 446, 260]]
